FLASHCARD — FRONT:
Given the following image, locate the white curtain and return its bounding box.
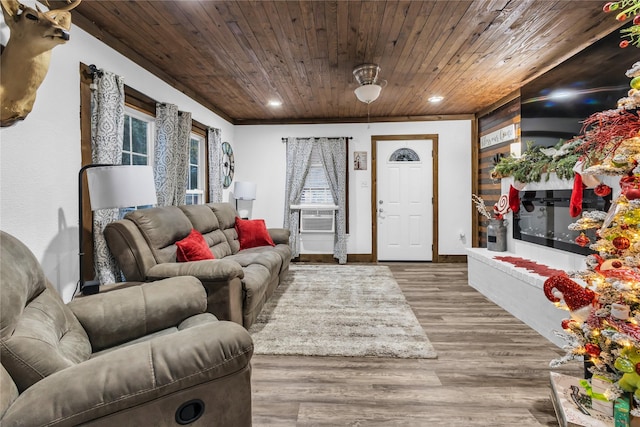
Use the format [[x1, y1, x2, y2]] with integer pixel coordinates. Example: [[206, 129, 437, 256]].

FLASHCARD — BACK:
[[208, 127, 223, 202], [317, 137, 348, 263], [283, 138, 314, 259], [90, 70, 125, 284], [154, 104, 191, 206]]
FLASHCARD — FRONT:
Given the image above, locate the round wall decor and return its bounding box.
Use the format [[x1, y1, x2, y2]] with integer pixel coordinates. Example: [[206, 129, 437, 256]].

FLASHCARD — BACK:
[[222, 141, 235, 189]]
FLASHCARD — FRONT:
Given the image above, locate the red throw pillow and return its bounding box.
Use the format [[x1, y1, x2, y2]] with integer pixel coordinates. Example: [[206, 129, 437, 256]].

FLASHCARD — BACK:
[[175, 229, 215, 262], [235, 217, 275, 250]]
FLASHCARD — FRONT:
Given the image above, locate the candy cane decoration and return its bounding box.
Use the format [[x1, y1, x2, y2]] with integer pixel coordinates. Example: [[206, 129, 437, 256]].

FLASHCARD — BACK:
[[495, 194, 510, 215]]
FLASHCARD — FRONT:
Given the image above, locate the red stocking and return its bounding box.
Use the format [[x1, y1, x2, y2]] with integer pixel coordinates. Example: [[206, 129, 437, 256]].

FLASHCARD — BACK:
[[509, 185, 520, 213], [570, 173, 584, 218]]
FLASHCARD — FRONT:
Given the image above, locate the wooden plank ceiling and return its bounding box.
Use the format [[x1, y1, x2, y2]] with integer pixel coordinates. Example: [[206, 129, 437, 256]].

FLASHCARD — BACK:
[[63, 0, 626, 124]]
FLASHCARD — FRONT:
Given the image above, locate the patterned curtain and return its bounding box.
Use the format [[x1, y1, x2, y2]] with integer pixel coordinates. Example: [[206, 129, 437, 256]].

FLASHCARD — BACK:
[[90, 70, 125, 284], [175, 112, 192, 205], [318, 137, 348, 264], [207, 127, 223, 202], [154, 104, 190, 206], [283, 137, 314, 258]]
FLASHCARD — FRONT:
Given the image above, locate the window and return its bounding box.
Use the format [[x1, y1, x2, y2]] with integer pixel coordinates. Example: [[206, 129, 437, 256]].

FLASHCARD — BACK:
[[122, 107, 154, 166], [186, 133, 205, 205], [389, 148, 420, 162], [299, 146, 335, 205]]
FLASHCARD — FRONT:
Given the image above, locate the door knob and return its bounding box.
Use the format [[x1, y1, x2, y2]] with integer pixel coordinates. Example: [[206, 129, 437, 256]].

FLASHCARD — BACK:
[[379, 208, 384, 213]]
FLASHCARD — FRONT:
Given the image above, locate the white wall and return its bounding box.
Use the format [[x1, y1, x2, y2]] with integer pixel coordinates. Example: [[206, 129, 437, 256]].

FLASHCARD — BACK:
[[0, 8, 233, 302], [233, 121, 473, 256]]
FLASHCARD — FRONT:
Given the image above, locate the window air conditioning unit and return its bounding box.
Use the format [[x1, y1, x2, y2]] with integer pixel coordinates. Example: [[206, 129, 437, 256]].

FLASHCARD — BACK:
[[300, 209, 335, 233]]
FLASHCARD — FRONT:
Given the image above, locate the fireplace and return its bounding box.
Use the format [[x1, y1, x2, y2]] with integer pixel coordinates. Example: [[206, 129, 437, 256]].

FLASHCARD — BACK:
[[513, 189, 611, 255]]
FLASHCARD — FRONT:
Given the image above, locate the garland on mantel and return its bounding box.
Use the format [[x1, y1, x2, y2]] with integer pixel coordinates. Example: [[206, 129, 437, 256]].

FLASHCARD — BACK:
[[491, 140, 581, 183]]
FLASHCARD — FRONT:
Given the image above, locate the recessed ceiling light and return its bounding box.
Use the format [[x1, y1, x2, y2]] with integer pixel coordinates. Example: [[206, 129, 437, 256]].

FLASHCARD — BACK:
[[268, 100, 282, 107], [428, 95, 444, 103]]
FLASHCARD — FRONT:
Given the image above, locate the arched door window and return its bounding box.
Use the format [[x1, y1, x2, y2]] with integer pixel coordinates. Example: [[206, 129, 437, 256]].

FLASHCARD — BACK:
[[389, 148, 420, 162]]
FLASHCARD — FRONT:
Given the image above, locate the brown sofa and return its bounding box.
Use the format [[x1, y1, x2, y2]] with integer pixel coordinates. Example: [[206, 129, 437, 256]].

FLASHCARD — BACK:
[[104, 202, 291, 328], [0, 230, 253, 426]]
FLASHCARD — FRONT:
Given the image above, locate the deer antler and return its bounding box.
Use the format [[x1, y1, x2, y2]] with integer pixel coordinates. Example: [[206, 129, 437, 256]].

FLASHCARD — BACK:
[[53, 0, 81, 12]]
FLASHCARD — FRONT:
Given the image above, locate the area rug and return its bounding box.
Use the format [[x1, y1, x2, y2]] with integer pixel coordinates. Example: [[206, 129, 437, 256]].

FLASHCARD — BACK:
[[248, 264, 437, 359]]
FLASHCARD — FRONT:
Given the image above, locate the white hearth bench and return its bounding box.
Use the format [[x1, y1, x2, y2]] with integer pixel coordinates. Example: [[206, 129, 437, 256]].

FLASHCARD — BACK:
[[465, 174, 619, 347], [467, 248, 568, 347]]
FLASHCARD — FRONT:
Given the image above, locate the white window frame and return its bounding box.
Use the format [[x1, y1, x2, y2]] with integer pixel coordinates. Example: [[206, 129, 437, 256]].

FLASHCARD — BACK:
[[299, 146, 335, 206], [186, 132, 206, 205], [122, 106, 154, 167]]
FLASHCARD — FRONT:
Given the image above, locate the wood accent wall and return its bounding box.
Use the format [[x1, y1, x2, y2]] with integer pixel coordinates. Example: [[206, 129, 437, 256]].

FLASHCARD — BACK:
[[476, 97, 521, 248]]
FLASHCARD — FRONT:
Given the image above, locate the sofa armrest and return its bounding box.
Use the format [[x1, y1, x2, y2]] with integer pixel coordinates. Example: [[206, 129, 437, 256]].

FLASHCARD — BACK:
[[68, 276, 206, 352], [268, 228, 290, 245], [1, 321, 253, 427], [146, 259, 244, 282]]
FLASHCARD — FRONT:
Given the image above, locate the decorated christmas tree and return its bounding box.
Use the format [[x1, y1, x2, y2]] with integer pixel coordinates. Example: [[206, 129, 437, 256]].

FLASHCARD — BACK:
[[543, 6, 640, 419], [543, 55, 640, 419]]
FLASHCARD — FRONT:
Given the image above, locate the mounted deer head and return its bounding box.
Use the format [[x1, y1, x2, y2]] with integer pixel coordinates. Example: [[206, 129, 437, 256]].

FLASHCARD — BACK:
[[0, 0, 81, 127]]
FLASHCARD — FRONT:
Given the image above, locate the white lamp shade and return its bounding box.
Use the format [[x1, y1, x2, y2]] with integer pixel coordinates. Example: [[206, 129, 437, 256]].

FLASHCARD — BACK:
[[354, 84, 382, 104], [86, 165, 157, 210], [234, 181, 257, 200]]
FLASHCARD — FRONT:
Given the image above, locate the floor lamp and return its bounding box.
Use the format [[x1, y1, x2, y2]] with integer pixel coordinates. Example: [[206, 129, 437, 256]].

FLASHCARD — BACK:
[[79, 164, 157, 295], [233, 182, 256, 219]]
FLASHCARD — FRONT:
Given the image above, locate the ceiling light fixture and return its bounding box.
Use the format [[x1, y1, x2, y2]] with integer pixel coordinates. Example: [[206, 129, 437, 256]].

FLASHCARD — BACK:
[[353, 64, 385, 104], [428, 95, 444, 103], [268, 100, 282, 107]]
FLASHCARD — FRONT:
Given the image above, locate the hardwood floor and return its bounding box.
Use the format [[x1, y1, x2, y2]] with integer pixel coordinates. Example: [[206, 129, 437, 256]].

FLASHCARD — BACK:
[[250, 262, 582, 426]]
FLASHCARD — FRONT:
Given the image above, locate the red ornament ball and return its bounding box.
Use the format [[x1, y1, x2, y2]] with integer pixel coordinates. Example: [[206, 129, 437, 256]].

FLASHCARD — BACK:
[[585, 343, 601, 357], [613, 236, 631, 250], [594, 184, 612, 197], [575, 233, 590, 247], [625, 188, 640, 200], [561, 319, 577, 330], [620, 40, 630, 48]]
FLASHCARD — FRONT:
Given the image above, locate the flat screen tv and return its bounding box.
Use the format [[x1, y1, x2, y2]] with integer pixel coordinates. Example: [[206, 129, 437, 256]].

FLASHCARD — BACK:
[[520, 22, 634, 149]]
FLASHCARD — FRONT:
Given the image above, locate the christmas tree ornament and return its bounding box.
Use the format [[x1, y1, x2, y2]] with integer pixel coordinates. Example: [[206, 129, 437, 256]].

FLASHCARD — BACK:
[[543, 275, 597, 322], [614, 347, 640, 399], [611, 302, 631, 319], [576, 232, 591, 247], [613, 235, 631, 250], [585, 343, 602, 357], [594, 183, 612, 197]]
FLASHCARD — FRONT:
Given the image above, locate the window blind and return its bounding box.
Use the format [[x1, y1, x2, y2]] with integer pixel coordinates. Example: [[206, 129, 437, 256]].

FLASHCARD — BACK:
[[299, 146, 335, 205]]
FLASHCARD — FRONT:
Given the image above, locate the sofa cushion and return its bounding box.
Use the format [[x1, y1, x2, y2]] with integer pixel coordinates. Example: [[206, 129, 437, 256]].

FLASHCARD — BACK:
[[176, 229, 215, 262], [210, 203, 241, 253], [179, 205, 232, 258], [235, 218, 275, 250], [125, 206, 193, 263]]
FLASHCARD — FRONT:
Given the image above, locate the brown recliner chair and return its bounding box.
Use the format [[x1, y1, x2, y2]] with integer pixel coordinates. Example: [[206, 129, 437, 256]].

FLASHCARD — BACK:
[[0, 231, 253, 426]]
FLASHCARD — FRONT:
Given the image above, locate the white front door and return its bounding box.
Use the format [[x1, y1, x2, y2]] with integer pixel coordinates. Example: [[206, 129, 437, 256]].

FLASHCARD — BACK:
[[376, 139, 433, 261]]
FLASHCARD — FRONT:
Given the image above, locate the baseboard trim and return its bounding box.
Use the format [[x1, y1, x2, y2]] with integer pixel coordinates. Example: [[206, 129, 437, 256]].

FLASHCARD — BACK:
[[295, 254, 374, 263], [436, 254, 467, 263], [295, 254, 467, 263]]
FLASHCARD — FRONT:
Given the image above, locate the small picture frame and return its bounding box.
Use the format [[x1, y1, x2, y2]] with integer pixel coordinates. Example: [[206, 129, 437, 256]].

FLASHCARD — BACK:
[[354, 151, 367, 170]]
